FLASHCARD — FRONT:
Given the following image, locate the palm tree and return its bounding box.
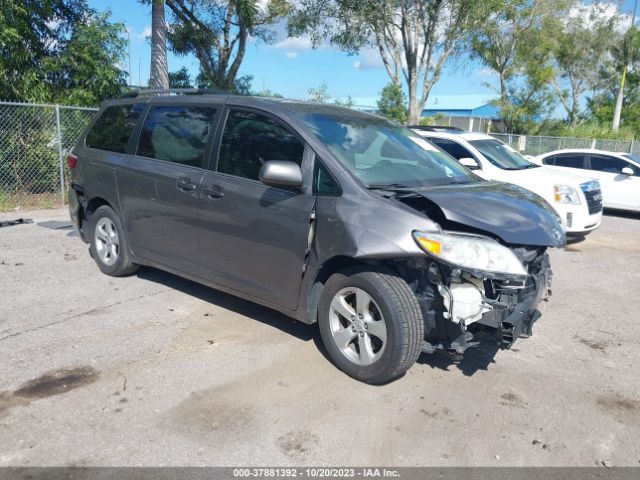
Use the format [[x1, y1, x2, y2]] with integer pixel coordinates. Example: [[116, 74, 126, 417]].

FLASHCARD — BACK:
[[150, 0, 169, 89]]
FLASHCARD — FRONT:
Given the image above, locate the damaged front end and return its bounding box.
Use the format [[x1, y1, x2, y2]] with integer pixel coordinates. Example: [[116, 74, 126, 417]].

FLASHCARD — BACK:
[[396, 246, 551, 355], [386, 183, 562, 356]]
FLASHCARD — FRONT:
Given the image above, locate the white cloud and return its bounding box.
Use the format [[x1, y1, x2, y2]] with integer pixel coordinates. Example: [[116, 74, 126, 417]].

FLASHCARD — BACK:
[[126, 25, 152, 42], [285, 51, 298, 59], [566, 2, 629, 32], [140, 25, 152, 39], [476, 68, 497, 78], [272, 36, 314, 50], [353, 48, 385, 70]]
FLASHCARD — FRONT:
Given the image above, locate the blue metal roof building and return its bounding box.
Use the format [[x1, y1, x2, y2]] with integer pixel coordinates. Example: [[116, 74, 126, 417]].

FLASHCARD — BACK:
[[421, 94, 499, 118]]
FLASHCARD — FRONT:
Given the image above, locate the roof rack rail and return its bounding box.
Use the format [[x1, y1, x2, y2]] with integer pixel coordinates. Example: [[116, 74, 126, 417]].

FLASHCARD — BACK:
[[121, 88, 231, 98], [408, 125, 464, 132]]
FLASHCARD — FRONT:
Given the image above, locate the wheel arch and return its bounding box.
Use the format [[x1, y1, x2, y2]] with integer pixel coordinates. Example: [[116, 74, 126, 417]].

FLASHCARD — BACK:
[[304, 255, 391, 324], [77, 196, 115, 242]]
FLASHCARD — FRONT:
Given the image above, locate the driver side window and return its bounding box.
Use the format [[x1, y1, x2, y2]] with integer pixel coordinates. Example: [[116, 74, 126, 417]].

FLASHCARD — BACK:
[[590, 154, 638, 175], [216, 110, 304, 180]]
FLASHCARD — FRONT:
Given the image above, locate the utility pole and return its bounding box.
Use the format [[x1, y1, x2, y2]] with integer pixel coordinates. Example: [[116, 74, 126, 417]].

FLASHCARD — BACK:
[[612, 0, 639, 131], [127, 28, 132, 86]]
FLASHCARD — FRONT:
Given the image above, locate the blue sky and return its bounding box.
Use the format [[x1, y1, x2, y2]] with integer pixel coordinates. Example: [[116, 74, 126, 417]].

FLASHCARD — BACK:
[[90, 0, 637, 109]]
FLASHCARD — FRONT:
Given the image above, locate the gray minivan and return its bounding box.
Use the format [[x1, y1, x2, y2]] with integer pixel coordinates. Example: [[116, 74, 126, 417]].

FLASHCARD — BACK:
[[68, 90, 565, 384]]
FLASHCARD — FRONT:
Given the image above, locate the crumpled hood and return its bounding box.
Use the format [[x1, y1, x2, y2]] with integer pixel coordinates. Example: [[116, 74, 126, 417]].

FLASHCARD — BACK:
[[412, 181, 566, 247]]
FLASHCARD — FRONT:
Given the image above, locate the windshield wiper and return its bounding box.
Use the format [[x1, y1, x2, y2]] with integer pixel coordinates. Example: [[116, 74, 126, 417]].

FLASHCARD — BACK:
[[367, 182, 412, 189]]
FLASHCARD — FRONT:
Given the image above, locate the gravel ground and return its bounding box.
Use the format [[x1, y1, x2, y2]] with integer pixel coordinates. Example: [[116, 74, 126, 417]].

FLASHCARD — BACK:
[[0, 208, 639, 467]]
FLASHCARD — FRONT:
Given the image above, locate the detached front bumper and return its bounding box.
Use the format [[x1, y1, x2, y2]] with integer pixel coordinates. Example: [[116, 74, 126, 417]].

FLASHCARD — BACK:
[[417, 251, 552, 355], [475, 254, 551, 349]]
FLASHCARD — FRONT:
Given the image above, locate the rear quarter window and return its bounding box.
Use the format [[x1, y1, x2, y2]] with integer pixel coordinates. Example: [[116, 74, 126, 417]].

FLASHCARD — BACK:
[[428, 138, 474, 160], [85, 104, 144, 153]]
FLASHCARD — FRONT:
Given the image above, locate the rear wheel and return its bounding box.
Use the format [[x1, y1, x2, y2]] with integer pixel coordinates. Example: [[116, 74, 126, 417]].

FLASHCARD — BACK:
[[318, 267, 423, 384], [88, 205, 138, 276]]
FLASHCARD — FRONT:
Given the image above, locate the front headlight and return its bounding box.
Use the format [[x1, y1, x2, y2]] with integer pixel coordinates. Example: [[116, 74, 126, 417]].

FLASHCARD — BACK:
[[412, 231, 527, 277], [554, 184, 580, 204]]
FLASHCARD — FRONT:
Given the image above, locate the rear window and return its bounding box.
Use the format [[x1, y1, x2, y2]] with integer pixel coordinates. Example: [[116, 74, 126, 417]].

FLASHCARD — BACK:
[[137, 106, 218, 168], [85, 104, 144, 153]]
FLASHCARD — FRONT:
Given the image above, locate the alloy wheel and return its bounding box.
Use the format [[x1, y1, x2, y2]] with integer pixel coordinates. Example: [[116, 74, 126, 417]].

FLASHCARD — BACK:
[[329, 287, 387, 365], [94, 217, 119, 266]]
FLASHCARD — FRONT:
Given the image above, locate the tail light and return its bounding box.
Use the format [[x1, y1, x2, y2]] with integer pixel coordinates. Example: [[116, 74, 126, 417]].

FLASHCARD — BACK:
[[67, 154, 78, 169]]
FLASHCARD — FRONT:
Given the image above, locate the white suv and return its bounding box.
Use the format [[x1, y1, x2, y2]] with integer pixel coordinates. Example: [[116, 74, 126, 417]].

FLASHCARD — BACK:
[[534, 149, 640, 212], [412, 127, 603, 237]]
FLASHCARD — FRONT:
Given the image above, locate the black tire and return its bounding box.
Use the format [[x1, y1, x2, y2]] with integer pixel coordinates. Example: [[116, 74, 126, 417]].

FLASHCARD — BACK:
[[318, 266, 424, 384], [88, 205, 138, 276]]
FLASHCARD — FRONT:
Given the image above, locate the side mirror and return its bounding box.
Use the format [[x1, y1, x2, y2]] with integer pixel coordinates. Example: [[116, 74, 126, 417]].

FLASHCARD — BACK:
[[259, 160, 303, 188], [621, 166, 634, 175], [459, 157, 480, 170]]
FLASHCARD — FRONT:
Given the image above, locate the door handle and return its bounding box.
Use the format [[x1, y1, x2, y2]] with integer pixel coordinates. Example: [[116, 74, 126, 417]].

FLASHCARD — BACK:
[[202, 185, 224, 199], [177, 177, 197, 191]]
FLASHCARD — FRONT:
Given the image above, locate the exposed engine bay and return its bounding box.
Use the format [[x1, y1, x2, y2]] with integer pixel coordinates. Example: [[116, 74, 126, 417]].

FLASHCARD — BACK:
[[387, 187, 555, 355], [394, 249, 551, 354]]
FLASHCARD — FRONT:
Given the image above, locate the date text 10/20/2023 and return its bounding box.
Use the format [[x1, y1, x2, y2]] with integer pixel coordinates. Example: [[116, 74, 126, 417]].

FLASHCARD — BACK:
[[232, 468, 400, 478]]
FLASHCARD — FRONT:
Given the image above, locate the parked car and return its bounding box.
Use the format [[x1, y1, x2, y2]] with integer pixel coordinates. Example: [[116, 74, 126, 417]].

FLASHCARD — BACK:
[[411, 127, 603, 238], [68, 91, 566, 384], [534, 149, 640, 212]]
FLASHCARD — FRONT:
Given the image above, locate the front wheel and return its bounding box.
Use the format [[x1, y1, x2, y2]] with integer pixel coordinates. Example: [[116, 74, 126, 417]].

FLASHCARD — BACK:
[[318, 267, 424, 384]]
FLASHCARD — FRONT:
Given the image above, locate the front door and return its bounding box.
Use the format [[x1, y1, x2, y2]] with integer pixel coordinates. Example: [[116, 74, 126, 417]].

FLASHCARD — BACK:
[[197, 108, 315, 310], [588, 154, 640, 210], [117, 104, 219, 271]]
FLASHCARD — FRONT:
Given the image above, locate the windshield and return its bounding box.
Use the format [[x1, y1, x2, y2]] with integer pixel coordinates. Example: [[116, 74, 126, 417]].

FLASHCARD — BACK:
[[301, 112, 478, 188], [623, 153, 640, 165], [469, 139, 538, 170]]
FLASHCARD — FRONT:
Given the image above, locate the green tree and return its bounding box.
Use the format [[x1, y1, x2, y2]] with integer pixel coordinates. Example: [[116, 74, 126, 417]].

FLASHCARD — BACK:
[[0, 1, 127, 105], [48, 11, 128, 105], [255, 89, 284, 98], [377, 83, 407, 124], [289, 0, 493, 124], [551, 4, 620, 125], [196, 70, 254, 95], [470, 0, 564, 132], [168, 67, 192, 88], [165, 0, 291, 91], [588, 28, 640, 137], [307, 82, 330, 103]]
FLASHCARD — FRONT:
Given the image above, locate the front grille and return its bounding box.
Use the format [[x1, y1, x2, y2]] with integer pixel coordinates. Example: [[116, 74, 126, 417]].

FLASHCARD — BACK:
[[581, 181, 603, 215]]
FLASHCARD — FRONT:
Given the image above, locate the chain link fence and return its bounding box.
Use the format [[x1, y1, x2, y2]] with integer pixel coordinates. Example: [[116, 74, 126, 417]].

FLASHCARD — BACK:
[[418, 114, 495, 133], [490, 133, 640, 157], [1, 101, 639, 211], [0, 101, 97, 211]]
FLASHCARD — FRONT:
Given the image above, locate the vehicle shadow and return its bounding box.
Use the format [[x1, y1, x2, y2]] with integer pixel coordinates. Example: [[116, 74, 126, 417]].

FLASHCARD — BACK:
[[566, 235, 587, 245], [134, 266, 501, 379], [417, 344, 501, 377], [603, 208, 640, 220], [135, 266, 317, 343]]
